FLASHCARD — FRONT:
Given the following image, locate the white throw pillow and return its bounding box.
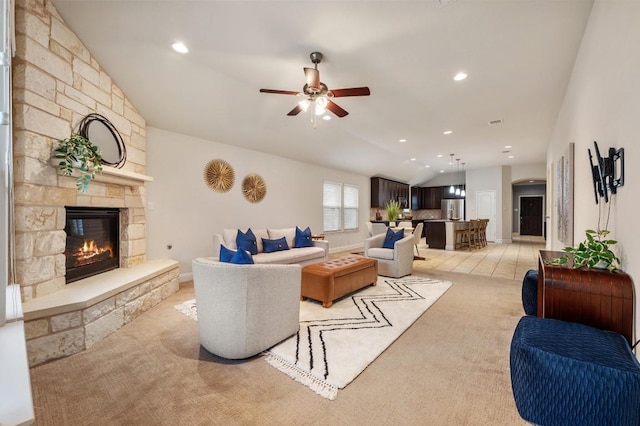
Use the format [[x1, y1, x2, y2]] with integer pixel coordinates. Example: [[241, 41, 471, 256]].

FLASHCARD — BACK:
[[223, 229, 238, 249]]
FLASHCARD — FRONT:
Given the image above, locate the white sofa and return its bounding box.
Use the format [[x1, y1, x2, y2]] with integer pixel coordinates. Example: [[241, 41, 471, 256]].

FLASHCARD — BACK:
[[192, 258, 301, 359], [364, 231, 414, 278], [213, 227, 329, 266]]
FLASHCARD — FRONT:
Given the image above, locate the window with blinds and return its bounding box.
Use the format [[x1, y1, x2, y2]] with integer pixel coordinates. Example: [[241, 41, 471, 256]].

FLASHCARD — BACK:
[[343, 184, 359, 230], [323, 181, 359, 232]]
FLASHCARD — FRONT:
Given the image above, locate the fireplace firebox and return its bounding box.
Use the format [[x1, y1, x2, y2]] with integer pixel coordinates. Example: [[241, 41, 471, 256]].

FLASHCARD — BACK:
[[64, 207, 120, 283]]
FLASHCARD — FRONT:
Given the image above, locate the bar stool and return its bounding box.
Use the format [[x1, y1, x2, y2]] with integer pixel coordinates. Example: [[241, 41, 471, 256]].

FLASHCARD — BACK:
[[478, 219, 489, 247]]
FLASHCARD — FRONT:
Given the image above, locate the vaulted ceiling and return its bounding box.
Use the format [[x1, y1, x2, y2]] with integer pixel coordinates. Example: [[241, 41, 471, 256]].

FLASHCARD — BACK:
[[52, 0, 594, 185]]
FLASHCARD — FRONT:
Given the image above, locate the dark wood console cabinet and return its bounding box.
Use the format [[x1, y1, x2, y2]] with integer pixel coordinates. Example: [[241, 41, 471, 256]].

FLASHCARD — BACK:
[[537, 250, 635, 345]]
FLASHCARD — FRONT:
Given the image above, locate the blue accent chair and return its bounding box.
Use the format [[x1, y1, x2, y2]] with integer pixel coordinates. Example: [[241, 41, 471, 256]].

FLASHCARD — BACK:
[[510, 315, 640, 426], [521, 269, 538, 316]]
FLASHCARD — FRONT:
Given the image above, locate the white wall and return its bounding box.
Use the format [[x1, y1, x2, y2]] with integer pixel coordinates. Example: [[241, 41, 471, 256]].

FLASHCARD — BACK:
[[145, 127, 371, 276], [548, 1, 640, 330], [511, 163, 546, 182]]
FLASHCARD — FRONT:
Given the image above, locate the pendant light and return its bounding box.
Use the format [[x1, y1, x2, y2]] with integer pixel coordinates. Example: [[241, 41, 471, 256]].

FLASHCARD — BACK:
[[449, 154, 455, 194], [461, 162, 466, 197], [455, 158, 461, 195]]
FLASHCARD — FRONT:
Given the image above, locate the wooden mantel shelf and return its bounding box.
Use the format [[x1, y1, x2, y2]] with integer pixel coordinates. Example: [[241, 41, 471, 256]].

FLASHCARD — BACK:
[[94, 166, 154, 187], [51, 159, 154, 187]]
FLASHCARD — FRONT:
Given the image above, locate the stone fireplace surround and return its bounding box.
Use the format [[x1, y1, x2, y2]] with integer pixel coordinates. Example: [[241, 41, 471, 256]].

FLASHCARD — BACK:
[[20, 169, 180, 367], [12, 0, 180, 367]]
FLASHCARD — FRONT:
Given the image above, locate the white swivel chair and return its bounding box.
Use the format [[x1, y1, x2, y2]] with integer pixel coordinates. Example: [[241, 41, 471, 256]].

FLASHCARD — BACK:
[[413, 222, 424, 258], [366, 221, 374, 236], [191, 258, 301, 359], [364, 231, 414, 278]]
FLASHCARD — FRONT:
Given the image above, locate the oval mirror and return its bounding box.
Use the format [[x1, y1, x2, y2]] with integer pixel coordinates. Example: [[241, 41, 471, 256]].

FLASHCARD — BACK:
[[78, 113, 127, 168]]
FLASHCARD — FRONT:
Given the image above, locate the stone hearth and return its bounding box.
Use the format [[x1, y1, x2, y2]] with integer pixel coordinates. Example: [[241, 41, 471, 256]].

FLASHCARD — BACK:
[[22, 259, 179, 366]]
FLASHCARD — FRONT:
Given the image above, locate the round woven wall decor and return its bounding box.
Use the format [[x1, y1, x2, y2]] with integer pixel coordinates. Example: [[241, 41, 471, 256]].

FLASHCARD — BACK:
[[204, 159, 234, 192], [242, 173, 266, 203]]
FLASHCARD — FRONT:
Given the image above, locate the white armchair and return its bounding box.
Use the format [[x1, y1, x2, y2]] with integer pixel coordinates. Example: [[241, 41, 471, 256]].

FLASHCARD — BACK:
[[364, 232, 414, 278], [191, 258, 301, 359]]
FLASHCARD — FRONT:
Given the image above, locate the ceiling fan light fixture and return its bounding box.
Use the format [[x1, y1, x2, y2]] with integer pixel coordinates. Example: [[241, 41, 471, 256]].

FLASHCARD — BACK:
[[299, 99, 310, 112], [314, 96, 328, 115]]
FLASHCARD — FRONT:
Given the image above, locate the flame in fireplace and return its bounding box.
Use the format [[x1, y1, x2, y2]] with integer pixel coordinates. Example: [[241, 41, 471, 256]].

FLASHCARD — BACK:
[[73, 240, 114, 266]]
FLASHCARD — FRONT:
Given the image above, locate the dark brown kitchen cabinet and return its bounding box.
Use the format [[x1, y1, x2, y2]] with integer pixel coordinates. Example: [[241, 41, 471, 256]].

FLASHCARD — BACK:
[[370, 177, 409, 208], [411, 186, 422, 210], [424, 187, 443, 209], [410, 186, 442, 209]]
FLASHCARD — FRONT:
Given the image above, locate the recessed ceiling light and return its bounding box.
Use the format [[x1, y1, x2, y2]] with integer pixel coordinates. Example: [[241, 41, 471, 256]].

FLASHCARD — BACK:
[[425, 165, 430, 168], [322, 115, 331, 121], [437, 154, 443, 158], [440, 170, 445, 173], [172, 42, 189, 53], [399, 139, 407, 143], [508, 155, 514, 159], [410, 158, 416, 161], [453, 72, 467, 81], [443, 130, 453, 135], [504, 145, 512, 149]]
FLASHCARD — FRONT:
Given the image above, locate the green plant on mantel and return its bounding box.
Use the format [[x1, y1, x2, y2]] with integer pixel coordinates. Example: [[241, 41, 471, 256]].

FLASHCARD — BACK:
[[54, 134, 103, 193], [551, 229, 620, 272], [385, 200, 400, 223]]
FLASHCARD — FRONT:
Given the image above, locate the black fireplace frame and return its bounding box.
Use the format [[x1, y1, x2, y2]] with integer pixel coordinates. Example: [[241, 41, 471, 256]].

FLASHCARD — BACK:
[[64, 207, 120, 283]]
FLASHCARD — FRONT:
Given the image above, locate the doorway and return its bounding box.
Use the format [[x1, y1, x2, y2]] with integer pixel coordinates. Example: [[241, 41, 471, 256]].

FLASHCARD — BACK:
[[519, 196, 543, 236], [476, 190, 496, 242]]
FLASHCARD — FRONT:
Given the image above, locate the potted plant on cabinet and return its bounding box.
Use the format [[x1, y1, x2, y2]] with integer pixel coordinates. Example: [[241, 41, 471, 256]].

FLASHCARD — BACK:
[[54, 134, 103, 193], [552, 229, 620, 272], [385, 200, 400, 226]]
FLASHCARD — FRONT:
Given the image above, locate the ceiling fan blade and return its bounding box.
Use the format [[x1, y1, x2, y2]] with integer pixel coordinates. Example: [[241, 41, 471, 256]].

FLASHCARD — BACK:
[[327, 100, 349, 117], [304, 67, 320, 91], [330, 87, 371, 97], [259, 89, 300, 96], [287, 104, 303, 116]]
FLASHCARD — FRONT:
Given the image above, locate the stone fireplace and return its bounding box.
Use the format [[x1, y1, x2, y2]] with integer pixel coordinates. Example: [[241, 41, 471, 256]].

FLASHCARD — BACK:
[[13, 0, 180, 367]]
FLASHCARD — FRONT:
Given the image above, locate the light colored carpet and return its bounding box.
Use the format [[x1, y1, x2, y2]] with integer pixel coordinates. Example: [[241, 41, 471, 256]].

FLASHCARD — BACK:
[[29, 270, 528, 425], [176, 276, 452, 400]]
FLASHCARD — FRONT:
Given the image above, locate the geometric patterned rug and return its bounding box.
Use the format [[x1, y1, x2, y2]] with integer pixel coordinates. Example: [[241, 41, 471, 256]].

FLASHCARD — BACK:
[[264, 276, 452, 400], [175, 275, 452, 400]]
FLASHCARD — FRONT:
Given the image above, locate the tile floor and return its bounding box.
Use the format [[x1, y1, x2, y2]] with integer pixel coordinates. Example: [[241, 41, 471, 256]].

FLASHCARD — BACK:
[[413, 234, 546, 280]]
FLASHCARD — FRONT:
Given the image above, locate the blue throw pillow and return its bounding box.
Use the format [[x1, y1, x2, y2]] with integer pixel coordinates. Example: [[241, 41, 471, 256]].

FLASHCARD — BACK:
[[236, 228, 258, 255], [382, 227, 404, 249], [262, 237, 290, 253], [219, 244, 235, 262], [294, 226, 313, 248], [229, 248, 254, 264]]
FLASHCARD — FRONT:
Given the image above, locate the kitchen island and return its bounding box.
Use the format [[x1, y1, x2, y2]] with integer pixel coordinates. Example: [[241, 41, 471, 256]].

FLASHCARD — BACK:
[[425, 220, 469, 250]]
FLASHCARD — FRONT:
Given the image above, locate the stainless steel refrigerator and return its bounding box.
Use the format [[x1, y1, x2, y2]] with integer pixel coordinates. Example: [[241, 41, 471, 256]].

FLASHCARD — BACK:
[[441, 199, 465, 221]]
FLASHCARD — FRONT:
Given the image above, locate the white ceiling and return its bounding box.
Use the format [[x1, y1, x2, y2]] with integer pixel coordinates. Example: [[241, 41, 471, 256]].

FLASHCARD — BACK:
[[52, 0, 594, 185]]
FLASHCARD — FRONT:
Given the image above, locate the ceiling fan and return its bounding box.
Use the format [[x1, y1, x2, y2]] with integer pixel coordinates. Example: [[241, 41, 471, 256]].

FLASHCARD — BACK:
[[259, 52, 370, 119]]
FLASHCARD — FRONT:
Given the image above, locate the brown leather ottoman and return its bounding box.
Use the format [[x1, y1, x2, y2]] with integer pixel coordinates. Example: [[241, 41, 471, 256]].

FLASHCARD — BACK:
[[301, 256, 378, 308]]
